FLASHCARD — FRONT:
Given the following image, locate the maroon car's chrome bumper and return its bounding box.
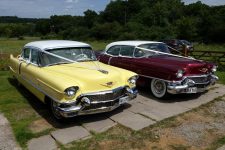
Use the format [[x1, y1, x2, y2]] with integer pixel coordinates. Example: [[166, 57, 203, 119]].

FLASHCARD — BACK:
[[167, 74, 218, 94]]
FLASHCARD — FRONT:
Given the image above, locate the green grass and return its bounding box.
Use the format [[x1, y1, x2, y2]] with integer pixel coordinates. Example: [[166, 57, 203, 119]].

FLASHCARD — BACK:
[[207, 136, 225, 150], [194, 43, 225, 52], [0, 37, 108, 54], [0, 37, 40, 54], [216, 71, 225, 85], [87, 41, 108, 51], [0, 71, 55, 148]]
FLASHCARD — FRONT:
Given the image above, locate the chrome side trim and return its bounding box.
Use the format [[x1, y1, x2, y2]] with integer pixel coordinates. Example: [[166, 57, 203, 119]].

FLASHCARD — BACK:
[[19, 75, 62, 103]]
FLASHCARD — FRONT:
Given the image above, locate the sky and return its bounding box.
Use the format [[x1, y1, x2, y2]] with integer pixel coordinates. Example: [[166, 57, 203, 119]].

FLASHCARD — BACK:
[[0, 0, 225, 18]]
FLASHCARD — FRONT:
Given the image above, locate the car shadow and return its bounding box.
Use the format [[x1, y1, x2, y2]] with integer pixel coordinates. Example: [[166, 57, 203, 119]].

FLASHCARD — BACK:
[[8, 77, 131, 128], [137, 86, 206, 103]]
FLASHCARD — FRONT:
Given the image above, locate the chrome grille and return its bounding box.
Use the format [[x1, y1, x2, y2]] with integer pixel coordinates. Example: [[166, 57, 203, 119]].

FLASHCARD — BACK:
[[82, 99, 119, 110], [85, 87, 126, 102], [187, 75, 211, 84]]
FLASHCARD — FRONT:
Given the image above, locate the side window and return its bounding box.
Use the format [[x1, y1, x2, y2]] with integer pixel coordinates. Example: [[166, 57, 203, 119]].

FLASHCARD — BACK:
[[31, 49, 39, 64], [120, 46, 134, 57], [134, 48, 145, 57], [22, 48, 30, 60], [106, 46, 120, 56]]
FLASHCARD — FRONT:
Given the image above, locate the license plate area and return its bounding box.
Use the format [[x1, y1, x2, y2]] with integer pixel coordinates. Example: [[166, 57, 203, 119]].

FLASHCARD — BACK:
[[186, 87, 197, 93], [119, 96, 129, 105]]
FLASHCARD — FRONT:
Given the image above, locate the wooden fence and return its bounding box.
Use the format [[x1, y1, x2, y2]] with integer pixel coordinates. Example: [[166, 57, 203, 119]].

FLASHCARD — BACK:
[[189, 50, 225, 71]]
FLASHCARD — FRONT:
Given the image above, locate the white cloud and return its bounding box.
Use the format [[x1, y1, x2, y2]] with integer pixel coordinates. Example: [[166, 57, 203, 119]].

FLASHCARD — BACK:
[[65, 0, 79, 3], [183, 0, 225, 5]]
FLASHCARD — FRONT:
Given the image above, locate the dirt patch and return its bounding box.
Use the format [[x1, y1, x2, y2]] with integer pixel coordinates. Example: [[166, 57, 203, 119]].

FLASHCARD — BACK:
[[29, 119, 53, 133], [64, 97, 225, 150], [210, 100, 225, 115], [12, 107, 35, 121]]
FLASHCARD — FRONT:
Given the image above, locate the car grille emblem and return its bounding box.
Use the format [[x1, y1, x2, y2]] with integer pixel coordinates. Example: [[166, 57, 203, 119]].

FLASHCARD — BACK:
[[199, 68, 208, 73]]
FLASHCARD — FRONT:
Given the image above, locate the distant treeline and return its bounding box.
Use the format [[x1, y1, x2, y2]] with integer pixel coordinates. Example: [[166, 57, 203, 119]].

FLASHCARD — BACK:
[[0, 0, 225, 43]]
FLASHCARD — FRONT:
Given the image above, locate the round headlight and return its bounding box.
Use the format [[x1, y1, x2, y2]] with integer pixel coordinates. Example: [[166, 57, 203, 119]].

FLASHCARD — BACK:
[[128, 75, 138, 85], [65, 86, 79, 97], [176, 70, 184, 78], [212, 65, 217, 72]]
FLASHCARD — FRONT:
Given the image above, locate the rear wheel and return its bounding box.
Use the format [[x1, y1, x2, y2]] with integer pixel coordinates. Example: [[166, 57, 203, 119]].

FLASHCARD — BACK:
[[150, 79, 168, 99]]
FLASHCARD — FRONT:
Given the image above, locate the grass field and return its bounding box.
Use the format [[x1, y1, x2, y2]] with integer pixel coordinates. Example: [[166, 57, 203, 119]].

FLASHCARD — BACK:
[[194, 43, 225, 52], [0, 71, 55, 148], [1, 69, 225, 149], [0, 37, 107, 54], [0, 38, 225, 148]]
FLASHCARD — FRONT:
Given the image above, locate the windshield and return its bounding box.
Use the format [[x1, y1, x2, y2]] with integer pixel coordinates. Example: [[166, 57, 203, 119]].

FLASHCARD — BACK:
[[39, 47, 97, 66], [134, 43, 171, 57], [180, 40, 191, 45], [139, 43, 170, 53]]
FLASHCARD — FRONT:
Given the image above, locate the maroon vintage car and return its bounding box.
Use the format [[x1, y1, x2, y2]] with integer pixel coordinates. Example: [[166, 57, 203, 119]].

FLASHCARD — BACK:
[[97, 41, 218, 98]]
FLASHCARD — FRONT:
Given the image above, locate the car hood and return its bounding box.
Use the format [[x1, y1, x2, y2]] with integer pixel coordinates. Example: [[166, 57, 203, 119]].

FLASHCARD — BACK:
[[143, 55, 212, 75], [149, 55, 202, 65], [43, 61, 135, 94]]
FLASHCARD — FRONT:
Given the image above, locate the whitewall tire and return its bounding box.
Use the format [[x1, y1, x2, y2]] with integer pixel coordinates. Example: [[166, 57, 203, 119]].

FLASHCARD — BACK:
[[150, 79, 168, 98]]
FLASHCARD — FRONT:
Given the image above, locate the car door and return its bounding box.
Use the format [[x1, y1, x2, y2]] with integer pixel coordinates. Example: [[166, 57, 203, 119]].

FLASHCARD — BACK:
[[101, 46, 121, 66], [116, 45, 136, 72], [19, 47, 44, 100]]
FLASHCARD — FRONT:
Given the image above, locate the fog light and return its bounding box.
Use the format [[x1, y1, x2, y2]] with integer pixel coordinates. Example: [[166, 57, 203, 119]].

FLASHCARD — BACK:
[[126, 87, 132, 93], [81, 97, 91, 106], [187, 79, 195, 86]]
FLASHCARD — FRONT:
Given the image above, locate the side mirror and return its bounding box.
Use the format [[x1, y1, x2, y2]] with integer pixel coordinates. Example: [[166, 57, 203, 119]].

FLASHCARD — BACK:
[[18, 57, 23, 61], [26, 60, 30, 64]]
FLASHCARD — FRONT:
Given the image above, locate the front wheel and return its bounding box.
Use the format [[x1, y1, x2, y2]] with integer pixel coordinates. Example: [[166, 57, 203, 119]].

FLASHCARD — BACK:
[[150, 79, 168, 99], [50, 99, 65, 121]]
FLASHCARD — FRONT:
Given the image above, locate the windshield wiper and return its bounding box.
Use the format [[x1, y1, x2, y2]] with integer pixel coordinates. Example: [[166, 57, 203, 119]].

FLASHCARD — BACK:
[[77, 59, 96, 62], [46, 62, 72, 66]]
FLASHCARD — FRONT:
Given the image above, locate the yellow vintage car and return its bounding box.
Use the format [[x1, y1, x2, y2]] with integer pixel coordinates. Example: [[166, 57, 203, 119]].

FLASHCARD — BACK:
[[9, 40, 138, 120]]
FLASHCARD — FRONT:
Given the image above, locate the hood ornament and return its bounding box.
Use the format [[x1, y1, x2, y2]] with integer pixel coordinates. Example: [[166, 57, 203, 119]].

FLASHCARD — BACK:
[[199, 68, 208, 73], [101, 81, 114, 87], [98, 69, 109, 74]]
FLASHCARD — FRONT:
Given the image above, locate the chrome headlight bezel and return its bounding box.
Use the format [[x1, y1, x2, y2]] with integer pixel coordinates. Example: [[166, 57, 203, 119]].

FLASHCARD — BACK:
[[64, 86, 79, 97], [176, 69, 184, 78], [128, 75, 139, 85]]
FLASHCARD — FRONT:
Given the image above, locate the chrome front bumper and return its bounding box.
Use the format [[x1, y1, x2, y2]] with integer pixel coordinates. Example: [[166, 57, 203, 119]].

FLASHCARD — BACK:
[[56, 87, 138, 118], [167, 74, 219, 94]]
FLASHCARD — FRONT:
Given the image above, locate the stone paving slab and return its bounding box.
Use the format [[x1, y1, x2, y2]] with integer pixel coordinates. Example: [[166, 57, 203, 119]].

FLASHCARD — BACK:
[[109, 110, 155, 131], [51, 126, 90, 145], [82, 116, 117, 133], [0, 113, 21, 150], [217, 145, 225, 150], [27, 135, 57, 150], [132, 84, 225, 121], [134, 96, 190, 121], [177, 85, 225, 109]]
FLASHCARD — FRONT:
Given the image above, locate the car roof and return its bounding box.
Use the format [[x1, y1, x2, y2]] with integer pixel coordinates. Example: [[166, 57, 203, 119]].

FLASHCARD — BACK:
[[24, 40, 91, 50], [105, 40, 162, 50]]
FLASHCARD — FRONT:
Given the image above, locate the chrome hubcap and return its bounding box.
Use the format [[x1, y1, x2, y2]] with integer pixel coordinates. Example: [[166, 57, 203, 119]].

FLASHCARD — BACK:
[[51, 101, 62, 119], [154, 81, 164, 94]]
